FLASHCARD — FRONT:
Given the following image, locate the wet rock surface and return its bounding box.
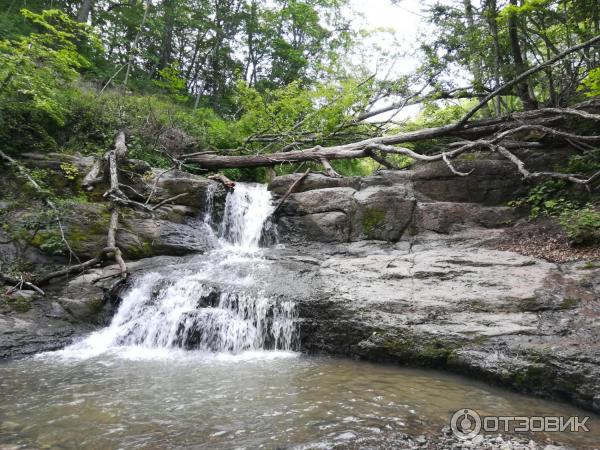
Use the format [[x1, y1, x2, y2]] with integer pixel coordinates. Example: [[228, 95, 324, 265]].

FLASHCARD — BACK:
[[168, 228, 593, 415], [265, 231, 600, 413]]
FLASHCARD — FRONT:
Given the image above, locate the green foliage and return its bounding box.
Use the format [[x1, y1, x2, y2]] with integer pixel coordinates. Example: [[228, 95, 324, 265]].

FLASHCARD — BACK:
[[420, 0, 600, 111], [580, 68, 600, 98], [511, 179, 600, 246], [59, 162, 79, 181], [154, 64, 188, 102], [0, 9, 100, 152], [559, 205, 600, 245], [509, 180, 572, 217], [565, 152, 600, 174]]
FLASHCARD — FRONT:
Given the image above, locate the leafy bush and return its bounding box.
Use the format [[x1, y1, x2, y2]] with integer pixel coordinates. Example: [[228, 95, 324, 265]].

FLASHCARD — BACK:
[[511, 180, 600, 246], [580, 68, 600, 98], [0, 9, 100, 153], [509, 180, 572, 217], [559, 206, 600, 245]]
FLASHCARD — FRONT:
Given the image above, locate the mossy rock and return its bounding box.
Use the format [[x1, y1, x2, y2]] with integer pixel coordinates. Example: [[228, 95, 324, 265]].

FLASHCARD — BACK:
[[356, 330, 459, 367], [362, 208, 386, 238]]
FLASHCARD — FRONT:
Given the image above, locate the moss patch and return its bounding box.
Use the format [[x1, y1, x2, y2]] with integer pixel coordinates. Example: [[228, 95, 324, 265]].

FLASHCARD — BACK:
[[559, 298, 579, 310], [2, 295, 33, 313], [362, 208, 386, 238], [87, 297, 106, 314], [579, 261, 600, 270], [360, 330, 459, 367]]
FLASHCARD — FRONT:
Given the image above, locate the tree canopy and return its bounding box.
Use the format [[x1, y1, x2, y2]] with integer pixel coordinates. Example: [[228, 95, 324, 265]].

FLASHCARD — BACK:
[[0, 0, 598, 176]]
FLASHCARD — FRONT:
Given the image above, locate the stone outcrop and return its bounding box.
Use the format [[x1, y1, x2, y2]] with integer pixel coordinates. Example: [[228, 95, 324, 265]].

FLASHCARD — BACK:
[[272, 159, 526, 243], [0, 157, 225, 277], [3, 152, 599, 418], [204, 231, 598, 413]]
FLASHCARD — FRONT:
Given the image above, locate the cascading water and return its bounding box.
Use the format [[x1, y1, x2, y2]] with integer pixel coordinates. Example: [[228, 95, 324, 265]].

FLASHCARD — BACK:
[[61, 183, 296, 357]]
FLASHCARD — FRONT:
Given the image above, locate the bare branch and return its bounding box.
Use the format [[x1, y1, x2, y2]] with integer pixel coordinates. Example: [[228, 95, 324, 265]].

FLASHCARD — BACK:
[[442, 152, 474, 177], [151, 193, 190, 210], [273, 169, 311, 216], [457, 35, 600, 126]]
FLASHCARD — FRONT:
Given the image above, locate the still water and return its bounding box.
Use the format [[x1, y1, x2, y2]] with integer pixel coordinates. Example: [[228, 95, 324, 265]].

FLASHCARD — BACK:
[[1, 350, 597, 449]]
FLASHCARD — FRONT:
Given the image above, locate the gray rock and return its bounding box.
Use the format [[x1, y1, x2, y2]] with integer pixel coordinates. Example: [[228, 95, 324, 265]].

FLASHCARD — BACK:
[[278, 211, 350, 243], [415, 202, 521, 234], [281, 187, 357, 216], [351, 185, 415, 241], [268, 173, 361, 194], [150, 169, 226, 211], [259, 230, 600, 412], [272, 159, 525, 244], [411, 160, 526, 205]]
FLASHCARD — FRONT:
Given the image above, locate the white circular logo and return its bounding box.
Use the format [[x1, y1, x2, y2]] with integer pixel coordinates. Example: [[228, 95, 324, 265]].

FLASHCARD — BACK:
[[450, 408, 481, 440]]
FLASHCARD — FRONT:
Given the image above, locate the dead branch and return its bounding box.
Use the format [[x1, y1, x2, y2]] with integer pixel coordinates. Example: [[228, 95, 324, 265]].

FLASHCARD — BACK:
[[102, 132, 129, 278], [494, 145, 600, 185], [208, 174, 236, 189], [273, 169, 311, 216], [319, 156, 342, 178], [442, 152, 474, 177], [366, 149, 399, 170], [151, 192, 190, 210], [145, 167, 176, 205], [82, 158, 103, 191], [1, 273, 45, 296], [35, 255, 103, 285], [106, 209, 127, 277]]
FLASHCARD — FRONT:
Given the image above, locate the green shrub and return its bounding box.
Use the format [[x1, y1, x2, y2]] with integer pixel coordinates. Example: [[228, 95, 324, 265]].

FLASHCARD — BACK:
[[559, 205, 600, 245], [509, 180, 573, 217]]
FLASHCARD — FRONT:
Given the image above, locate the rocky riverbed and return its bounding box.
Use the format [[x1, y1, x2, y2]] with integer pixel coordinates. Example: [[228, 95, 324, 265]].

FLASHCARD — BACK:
[[1, 153, 599, 428]]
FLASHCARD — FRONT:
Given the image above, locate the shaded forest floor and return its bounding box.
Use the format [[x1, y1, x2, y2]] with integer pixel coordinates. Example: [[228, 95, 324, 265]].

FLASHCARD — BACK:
[[493, 217, 600, 263]]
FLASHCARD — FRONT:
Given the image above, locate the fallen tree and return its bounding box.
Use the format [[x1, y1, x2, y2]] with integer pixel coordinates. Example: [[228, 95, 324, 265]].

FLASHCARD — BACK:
[[183, 107, 600, 185], [183, 36, 600, 185]]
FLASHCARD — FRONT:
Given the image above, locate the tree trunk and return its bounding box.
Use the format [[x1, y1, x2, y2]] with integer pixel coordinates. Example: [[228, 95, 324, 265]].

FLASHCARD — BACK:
[[484, 0, 503, 115], [507, 0, 538, 110], [159, 0, 175, 70], [76, 0, 94, 23], [463, 0, 490, 117]]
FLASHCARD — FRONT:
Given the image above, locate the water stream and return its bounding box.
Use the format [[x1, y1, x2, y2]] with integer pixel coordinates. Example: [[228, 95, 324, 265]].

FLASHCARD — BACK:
[[0, 183, 598, 449], [58, 182, 294, 358]]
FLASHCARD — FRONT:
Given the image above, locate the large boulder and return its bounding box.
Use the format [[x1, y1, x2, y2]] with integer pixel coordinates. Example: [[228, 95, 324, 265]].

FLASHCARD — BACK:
[[351, 185, 415, 241], [272, 159, 528, 244], [415, 202, 522, 233], [278, 211, 351, 243], [410, 160, 527, 205], [260, 233, 600, 412], [149, 169, 227, 213]]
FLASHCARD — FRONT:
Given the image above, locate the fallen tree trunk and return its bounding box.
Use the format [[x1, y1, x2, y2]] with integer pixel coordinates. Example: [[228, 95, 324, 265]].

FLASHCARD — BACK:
[[184, 107, 600, 185], [184, 35, 600, 180], [101, 131, 128, 278]]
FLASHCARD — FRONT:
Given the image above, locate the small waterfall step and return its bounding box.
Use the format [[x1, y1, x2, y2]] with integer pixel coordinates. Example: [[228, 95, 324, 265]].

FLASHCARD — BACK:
[[63, 182, 296, 357]]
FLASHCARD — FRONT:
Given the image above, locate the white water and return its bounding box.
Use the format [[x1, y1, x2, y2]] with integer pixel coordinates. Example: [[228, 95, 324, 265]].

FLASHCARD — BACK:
[[56, 183, 296, 359]]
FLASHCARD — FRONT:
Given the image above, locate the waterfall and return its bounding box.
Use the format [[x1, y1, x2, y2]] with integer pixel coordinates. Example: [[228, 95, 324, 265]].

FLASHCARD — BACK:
[[61, 183, 297, 358], [220, 183, 274, 249]]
